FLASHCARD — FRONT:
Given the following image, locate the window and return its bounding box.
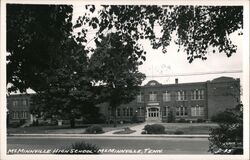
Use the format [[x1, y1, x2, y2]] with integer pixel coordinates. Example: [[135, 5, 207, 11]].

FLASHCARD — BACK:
[[177, 91, 187, 101], [22, 99, 28, 106], [137, 92, 143, 102], [176, 106, 188, 116], [149, 92, 157, 102], [191, 105, 204, 116], [162, 106, 169, 117], [163, 91, 171, 102], [126, 108, 130, 116], [12, 100, 18, 106], [12, 111, 19, 119], [191, 89, 204, 100], [18, 111, 28, 119], [123, 108, 132, 117], [24, 111, 28, 119]]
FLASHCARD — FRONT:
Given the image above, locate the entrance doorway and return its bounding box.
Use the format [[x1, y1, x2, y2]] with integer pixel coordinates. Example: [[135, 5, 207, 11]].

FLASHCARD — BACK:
[[146, 107, 161, 122]]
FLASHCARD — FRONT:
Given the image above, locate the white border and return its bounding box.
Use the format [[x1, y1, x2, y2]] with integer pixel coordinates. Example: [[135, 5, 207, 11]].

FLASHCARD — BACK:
[[1, 0, 249, 160]]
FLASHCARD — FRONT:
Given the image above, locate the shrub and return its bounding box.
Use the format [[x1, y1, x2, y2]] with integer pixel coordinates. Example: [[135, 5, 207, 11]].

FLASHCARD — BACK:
[[131, 115, 139, 123], [8, 122, 20, 128], [178, 118, 187, 123], [57, 141, 100, 154], [174, 130, 184, 135], [19, 119, 26, 126], [85, 125, 104, 134], [167, 110, 175, 123], [209, 104, 243, 153], [143, 124, 165, 134], [197, 118, 205, 123]]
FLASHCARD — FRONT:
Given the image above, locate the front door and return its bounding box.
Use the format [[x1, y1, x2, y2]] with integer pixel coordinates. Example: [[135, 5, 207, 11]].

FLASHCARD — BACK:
[[146, 107, 161, 122]]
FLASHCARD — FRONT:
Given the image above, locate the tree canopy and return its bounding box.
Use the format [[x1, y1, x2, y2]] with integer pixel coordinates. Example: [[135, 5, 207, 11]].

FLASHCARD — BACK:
[[30, 37, 97, 127], [89, 33, 146, 125], [7, 4, 74, 93], [75, 5, 243, 63], [7, 4, 243, 93]]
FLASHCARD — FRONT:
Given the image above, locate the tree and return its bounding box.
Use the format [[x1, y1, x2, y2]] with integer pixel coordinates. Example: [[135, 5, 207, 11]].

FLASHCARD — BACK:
[[30, 38, 98, 128], [7, 5, 243, 93], [167, 110, 175, 123], [89, 33, 146, 126], [208, 104, 243, 153], [7, 4, 100, 128], [75, 5, 243, 63], [7, 4, 74, 93]]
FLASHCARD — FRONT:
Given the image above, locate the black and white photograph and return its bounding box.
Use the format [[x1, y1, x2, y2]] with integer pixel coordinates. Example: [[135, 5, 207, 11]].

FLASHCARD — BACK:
[[0, 0, 249, 160]]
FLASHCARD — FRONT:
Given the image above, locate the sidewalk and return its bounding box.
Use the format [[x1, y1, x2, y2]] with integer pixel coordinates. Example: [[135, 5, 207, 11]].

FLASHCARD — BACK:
[[102, 122, 149, 135], [8, 122, 209, 138]]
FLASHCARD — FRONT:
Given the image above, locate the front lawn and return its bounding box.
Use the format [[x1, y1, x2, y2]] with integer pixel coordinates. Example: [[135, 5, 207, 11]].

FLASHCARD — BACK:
[[7, 123, 139, 134], [158, 123, 219, 135]]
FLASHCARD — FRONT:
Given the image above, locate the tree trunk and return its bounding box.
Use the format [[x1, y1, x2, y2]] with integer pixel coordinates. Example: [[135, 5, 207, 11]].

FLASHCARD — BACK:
[[70, 118, 75, 128], [112, 106, 117, 127]]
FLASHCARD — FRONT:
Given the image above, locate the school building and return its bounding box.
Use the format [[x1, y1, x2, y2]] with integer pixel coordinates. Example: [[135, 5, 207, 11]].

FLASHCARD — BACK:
[[99, 76, 240, 123], [6, 76, 240, 125]]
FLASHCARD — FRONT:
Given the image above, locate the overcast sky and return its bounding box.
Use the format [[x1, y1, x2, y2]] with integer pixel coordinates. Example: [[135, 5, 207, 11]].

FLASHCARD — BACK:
[[73, 5, 243, 85]]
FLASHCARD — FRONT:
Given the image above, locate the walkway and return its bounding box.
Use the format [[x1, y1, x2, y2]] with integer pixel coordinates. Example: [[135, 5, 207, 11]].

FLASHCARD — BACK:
[[102, 122, 153, 136]]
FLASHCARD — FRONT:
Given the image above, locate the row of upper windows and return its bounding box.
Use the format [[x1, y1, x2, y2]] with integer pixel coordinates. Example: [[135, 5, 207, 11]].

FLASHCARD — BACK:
[[9, 99, 29, 107], [137, 89, 205, 102]]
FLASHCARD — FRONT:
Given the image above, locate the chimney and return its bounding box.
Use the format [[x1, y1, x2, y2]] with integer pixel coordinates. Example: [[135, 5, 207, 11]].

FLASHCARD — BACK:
[[175, 78, 178, 84]]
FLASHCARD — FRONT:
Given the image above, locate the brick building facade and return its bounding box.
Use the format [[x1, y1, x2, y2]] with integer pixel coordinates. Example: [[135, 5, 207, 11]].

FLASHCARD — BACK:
[[99, 76, 240, 123], [7, 76, 240, 124], [7, 94, 34, 125]]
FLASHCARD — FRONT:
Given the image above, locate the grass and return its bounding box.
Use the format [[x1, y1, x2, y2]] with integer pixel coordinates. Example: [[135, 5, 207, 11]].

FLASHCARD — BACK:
[[7, 122, 218, 135], [7, 123, 140, 134], [159, 123, 219, 135]]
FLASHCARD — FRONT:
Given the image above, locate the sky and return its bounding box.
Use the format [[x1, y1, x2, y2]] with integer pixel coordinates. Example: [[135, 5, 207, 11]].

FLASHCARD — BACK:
[[72, 5, 243, 86]]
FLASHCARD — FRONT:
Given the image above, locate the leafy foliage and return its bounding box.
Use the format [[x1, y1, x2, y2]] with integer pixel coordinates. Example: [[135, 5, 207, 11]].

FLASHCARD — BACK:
[[75, 5, 243, 63], [30, 38, 99, 128], [143, 124, 165, 134], [89, 33, 146, 125], [58, 141, 100, 154], [7, 4, 74, 92], [208, 104, 243, 153], [85, 125, 104, 134]]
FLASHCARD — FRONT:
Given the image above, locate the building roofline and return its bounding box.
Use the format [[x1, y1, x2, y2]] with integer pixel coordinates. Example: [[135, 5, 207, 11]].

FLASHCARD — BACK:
[[141, 81, 207, 88], [7, 93, 35, 97]]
